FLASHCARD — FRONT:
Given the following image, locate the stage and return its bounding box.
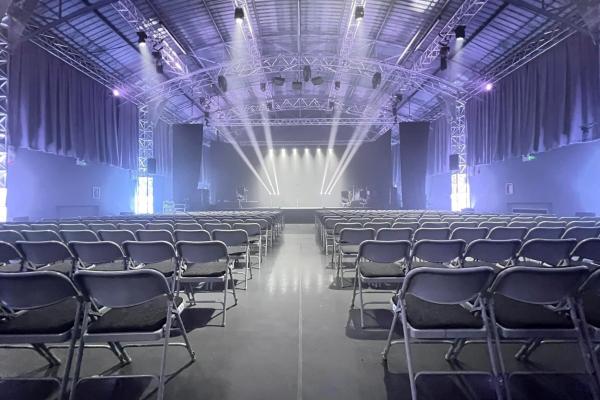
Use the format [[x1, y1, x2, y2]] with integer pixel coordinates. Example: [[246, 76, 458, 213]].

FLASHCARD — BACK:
[[205, 206, 370, 224]]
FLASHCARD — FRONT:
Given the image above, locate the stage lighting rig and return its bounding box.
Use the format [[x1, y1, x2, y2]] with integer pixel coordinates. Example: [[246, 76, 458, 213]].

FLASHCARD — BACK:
[[303, 65, 312, 82], [311, 76, 324, 85], [372, 71, 381, 89], [234, 7, 244, 23], [455, 25, 466, 41], [440, 43, 450, 71], [355, 6, 364, 21], [273, 76, 285, 86], [136, 31, 147, 45]]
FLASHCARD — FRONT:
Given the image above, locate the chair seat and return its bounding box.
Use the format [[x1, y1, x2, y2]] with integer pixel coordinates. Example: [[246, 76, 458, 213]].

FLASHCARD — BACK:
[[88, 296, 184, 334], [359, 262, 404, 278], [248, 235, 261, 243], [89, 262, 127, 271], [403, 294, 484, 330], [0, 263, 23, 273], [0, 298, 78, 335], [340, 244, 360, 254], [39, 261, 73, 275], [227, 246, 247, 256], [140, 260, 176, 276], [182, 262, 227, 277], [493, 295, 573, 329]]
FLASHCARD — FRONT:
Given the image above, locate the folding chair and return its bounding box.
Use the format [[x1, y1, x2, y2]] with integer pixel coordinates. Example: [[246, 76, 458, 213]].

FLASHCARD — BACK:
[[16, 241, 76, 276], [332, 223, 362, 265], [2, 223, 29, 232], [538, 221, 567, 228], [321, 218, 345, 255], [176, 241, 237, 326], [87, 223, 117, 233], [486, 266, 598, 398], [70, 241, 128, 271], [412, 228, 450, 242], [376, 228, 412, 242], [393, 222, 420, 231], [479, 221, 507, 230], [570, 238, 600, 269], [567, 221, 597, 229], [382, 267, 501, 400], [117, 222, 145, 232], [0, 242, 24, 272], [97, 229, 137, 248], [508, 221, 537, 229], [336, 228, 375, 285], [363, 222, 391, 232], [136, 229, 175, 243], [72, 269, 195, 400], [60, 230, 99, 243], [174, 223, 203, 231], [123, 241, 179, 285], [22, 230, 63, 242], [523, 227, 564, 241], [462, 239, 521, 269], [0, 229, 25, 244], [487, 227, 527, 240], [420, 222, 448, 229], [563, 227, 600, 242], [450, 227, 488, 245], [146, 223, 175, 232], [351, 240, 411, 328], [212, 230, 251, 290], [30, 224, 60, 233], [0, 271, 83, 400], [174, 229, 211, 242], [59, 223, 88, 231], [516, 239, 577, 267], [410, 240, 466, 269], [203, 223, 231, 236], [233, 223, 263, 269], [449, 222, 478, 230]]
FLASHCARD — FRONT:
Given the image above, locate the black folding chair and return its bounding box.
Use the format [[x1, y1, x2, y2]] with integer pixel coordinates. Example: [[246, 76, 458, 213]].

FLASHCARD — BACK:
[[16, 241, 76, 276], [70, 241, 128, 271], [0, 242, 24, 272], [60, 230, 99, 243]]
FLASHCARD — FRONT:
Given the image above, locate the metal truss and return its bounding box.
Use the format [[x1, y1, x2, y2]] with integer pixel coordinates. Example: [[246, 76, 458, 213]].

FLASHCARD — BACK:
[[138, 104, 153, 173], [212, 116, 396, 127], [0, 24, 7, 221], [112, 0, 187, 76], [449, 100, 470, 211]]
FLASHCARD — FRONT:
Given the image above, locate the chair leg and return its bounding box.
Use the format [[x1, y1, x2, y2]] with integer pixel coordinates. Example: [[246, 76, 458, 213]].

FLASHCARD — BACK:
[[229, 269, 238, 304], [359, 277, 366, 329], [400, 307, 418, 400], [487, 300, 510, 400], [350, 268, 359, 308], [382, 308, 399, 360], [59, 317, 80, 400], [481, 303, 505, 400], [69, 304, 91, 400], [445, 339, 466, 362], [174, 311, 195, 361], [222, 273, 228, 326], [569, 301, 600, 399], [157, 307, 174, 400]]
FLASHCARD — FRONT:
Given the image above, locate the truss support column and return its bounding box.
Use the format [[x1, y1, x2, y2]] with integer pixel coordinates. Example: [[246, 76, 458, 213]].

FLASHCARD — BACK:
[[450, 100, 470, 211], [136, 104, 154, 214], [0, 25, 9, 222]]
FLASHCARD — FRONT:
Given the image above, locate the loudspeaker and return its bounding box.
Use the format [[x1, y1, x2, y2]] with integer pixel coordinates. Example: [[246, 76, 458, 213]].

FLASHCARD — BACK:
[[449, 154, 459, 171], [147, 158, 157, 174]]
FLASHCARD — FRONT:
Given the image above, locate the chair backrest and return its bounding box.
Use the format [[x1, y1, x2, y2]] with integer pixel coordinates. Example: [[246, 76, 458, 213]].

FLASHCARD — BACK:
[[117, 223, 145, 232], [372, 218, 394, 224], [203, 223, 232, 234], [413, 228, 450, 241], [449, 222, 478, 230], [136, 229, 175, 243], [233, 223, 261, 237], [402, 266, 494, 304], [0, 271, 79, 310], [376, 228, 412, 241], [411, 240, 466, 264], [363, 222, 391, 231], [123, 241, 177, 264], [16, 241, 74, 265], [97, 230, 136, 246], [420, 222, 448, 229], [177, 240, 228, 264], [324, 218, 345, 230], [2, 223, 29, 232], [338, 228, 375, 245], [538, 221, 566, 228], [146, 222, 174, 232], [175, 223, 203, 231], [487, 226, 527, 240], [478, 221, 507, 229], [87, 223, 117, 232], [566, 221, 597, 228], [392, 222, 420, 231], [60, 230, 99, 243], [74, 269, 170, 308], [0, 230, 25, 244], [508, 221, 537, 229], [464, 239, 521, 264], [0, 242, 23, 264], [212, 229, 248, 246], [523, 227, 564, 241], [517, 239, 577, 266], [22, 230, 63, 242], [562, 227, 600, 242], [333, 223, 362, 235], [30, 224, 60, 232], [70, 241, 126, 266], [358, 240, 411, 263], [59, 223, 88, 231], [570, 238, 600, 263], [490, 266, 589, 304], [174, 229, 211, 242], [450, 227, 488, 245]]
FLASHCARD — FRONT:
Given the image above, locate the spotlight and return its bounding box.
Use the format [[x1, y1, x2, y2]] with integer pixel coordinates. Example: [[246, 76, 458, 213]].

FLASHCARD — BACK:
[[112, 88, 120, 97], [304, 147, 309, 152], [136, 31, 147, 45], [354, 5, 364, 21], [328, 148, 333, 153], [260, 82, 266, 92], [455, 25, 466, 41], [372, 71, 382, 89], [317, 147, 322, 152], [293, 148, 298, 153], [311, 76, 323, 85], [234, 7, 244, 23], [218, 75, 228, 92], [484, 82, 493, 91], [303, 65, 311, 82], [334, 80, 341, 90], [266, 101, 273, 111], [292, 81, 302, 90], [440, 44, 450, 71], [273, 76, 285, 86]]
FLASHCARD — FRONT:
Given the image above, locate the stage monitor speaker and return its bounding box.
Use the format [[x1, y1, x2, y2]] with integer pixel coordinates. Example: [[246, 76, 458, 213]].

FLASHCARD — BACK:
[[147, 158, 157, 174], [449, 154, 460, 171]]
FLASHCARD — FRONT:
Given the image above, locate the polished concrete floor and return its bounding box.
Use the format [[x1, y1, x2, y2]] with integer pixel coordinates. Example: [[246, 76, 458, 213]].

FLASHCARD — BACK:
[[0, 224, 595, 399]]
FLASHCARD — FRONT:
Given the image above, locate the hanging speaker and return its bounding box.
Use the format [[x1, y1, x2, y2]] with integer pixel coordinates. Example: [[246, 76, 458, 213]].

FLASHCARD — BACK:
[[449, 154, 459, 171], [147, 158, 157, 174]]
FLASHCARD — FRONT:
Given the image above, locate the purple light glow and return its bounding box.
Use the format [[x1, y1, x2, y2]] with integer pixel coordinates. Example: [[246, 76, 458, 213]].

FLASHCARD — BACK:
[[112, 88, 120, 97], [484, 83, 493, 92]]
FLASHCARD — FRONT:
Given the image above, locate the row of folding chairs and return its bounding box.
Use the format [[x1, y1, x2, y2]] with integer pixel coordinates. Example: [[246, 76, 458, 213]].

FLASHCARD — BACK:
[[378, 265, 600, 400]]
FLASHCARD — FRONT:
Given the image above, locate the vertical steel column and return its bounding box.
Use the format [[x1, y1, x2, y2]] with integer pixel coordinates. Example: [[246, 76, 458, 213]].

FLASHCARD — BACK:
[[0, 25, 9, 221], [136, 103, 154, 214], [450, 100, 470, 211]]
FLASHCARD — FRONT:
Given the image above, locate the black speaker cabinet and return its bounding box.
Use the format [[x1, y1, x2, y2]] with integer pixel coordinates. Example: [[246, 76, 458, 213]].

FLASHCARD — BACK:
[[449, 154, 460, 171]]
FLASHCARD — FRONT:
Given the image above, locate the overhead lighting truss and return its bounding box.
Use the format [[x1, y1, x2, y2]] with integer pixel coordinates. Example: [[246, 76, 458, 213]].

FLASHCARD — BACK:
[[212, 116, 397, 127]]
